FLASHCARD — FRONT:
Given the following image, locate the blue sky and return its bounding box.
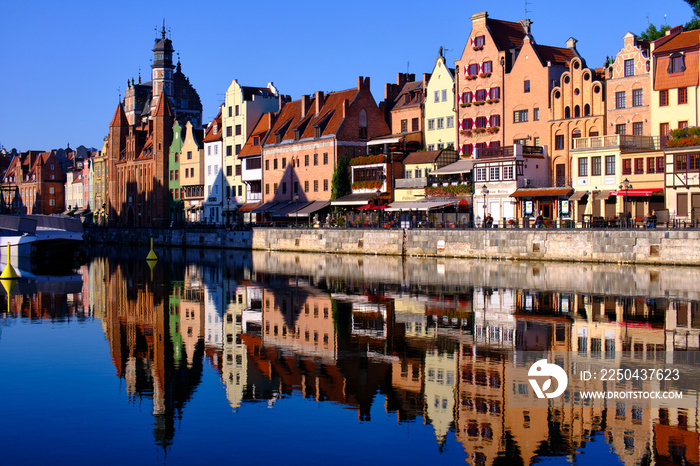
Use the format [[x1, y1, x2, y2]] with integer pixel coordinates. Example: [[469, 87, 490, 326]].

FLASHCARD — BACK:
[[0, 0, 694, 152]]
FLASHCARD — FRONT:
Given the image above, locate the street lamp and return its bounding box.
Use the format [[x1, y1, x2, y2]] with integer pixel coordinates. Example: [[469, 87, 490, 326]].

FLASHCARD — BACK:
[[294, 193, 299, 228], [619, 178, 632, 227], [481, 184, 489, 228]]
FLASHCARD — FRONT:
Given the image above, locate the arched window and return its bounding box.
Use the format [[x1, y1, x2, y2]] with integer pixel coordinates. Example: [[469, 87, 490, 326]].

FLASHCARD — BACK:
[[584, 104, 591, 117], [358, 109, 367, 140], [565, 107, 571, 119], [574, 105, 581, 118]]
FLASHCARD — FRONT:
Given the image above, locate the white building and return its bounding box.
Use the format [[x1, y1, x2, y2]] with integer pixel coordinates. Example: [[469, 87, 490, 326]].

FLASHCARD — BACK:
[[203, 109, 224, 224], [473, 144, 549, 226]]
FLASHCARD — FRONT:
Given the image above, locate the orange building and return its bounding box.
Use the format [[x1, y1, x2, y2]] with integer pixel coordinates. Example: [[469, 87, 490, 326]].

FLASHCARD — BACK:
[[505, 36, 576, 150], [606, 32, 651, 137], [456, 12, 528, 157], [260, 77, 389, 206], [548, 51, 606, 187]]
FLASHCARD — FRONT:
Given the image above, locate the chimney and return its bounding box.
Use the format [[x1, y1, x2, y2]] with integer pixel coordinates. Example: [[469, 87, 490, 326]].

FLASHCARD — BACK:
[[669, 25, 684, 36], [301, 94, 311, 118], [342, 99, 349, 119], [566, 37, 578, 50], [519, 19, 532, 34], [471, 11, 488, 27], [315, 91, 324, 115]]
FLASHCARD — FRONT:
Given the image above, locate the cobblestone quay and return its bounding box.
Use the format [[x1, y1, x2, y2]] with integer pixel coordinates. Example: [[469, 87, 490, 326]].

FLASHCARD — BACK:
[[86, 226, 700, 266]]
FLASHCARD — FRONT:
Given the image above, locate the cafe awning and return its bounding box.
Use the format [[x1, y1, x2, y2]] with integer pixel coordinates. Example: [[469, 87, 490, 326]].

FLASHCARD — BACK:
[[610, 188, 663, 197], [568, 191, 588, 201], [385, 199, 458, 212], [593, 190, 614, 201], [290, 200, 330, 217], [510, 187, 573, 198], [331, 192, 378, 206], [238, 202, 262, 212], [271, 201, 311, 217], [431, 159, 475, 175], [250, 201, 281, 213]]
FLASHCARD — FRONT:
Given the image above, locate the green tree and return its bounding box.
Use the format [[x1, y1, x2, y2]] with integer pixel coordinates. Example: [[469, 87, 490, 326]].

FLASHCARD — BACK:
[[331, 151, 351, 200], [640, 1, 700, 40], [638, 23, 671, 41]]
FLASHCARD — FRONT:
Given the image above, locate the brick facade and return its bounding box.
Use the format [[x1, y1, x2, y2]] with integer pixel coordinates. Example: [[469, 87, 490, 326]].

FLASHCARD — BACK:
[[261, 77, 389, 203]]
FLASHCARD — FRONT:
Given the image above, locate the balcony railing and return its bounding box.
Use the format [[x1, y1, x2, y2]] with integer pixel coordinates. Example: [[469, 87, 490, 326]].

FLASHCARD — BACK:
[[572, 135, 668, 152], [476, 145, 543, 159]]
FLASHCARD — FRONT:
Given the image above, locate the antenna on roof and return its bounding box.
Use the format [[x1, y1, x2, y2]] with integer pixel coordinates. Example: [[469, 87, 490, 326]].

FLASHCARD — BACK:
[[525, 0, 532, 17]]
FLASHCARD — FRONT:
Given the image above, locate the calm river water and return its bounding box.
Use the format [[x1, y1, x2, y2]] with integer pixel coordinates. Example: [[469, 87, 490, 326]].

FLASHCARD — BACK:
[[0, 245, 698, 465]]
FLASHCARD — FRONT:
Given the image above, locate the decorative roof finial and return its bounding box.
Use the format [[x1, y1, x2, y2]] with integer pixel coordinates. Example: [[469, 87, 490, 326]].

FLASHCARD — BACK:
[[161, 19, 166, 39]]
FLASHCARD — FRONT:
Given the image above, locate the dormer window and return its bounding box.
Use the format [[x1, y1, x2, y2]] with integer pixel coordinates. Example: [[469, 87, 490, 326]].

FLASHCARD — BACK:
[[253, 136, 259, 146], [669, 53, 685, 74], [314, 127, 321, 138]]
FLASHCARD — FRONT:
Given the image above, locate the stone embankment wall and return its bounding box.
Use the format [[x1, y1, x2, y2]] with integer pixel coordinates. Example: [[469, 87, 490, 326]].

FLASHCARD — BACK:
[[85, 227, 700, 266]]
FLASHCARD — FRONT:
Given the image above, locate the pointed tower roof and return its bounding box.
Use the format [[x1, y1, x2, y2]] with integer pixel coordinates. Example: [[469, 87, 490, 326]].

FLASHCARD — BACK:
[[153, 92, 173, 117], [109, 103, 129, 128]]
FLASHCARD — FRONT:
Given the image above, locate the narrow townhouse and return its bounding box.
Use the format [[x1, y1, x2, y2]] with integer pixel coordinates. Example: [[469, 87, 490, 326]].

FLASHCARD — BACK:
[[425, 48, 456, 151], [221, 81, 281, 211], [203, 109, 224, 224]]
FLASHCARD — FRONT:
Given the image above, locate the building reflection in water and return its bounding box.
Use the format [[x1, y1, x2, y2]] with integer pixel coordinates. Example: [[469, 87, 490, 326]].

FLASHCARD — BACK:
[[55, 249, 700, 464]]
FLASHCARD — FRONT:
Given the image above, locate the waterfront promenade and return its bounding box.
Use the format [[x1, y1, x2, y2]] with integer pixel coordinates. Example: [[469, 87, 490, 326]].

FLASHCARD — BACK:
[[86, 225, 700, 266]]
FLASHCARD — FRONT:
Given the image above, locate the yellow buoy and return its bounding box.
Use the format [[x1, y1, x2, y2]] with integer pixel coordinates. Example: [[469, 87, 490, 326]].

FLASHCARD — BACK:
[[1, 277, 17, 313], [146, 238, 158, 261], [147, 259, 157, 281], [0, 244, 18, 280]]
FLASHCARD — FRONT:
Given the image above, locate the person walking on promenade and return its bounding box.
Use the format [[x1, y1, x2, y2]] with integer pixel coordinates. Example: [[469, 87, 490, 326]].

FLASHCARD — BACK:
[[535, 212, 543, 228]]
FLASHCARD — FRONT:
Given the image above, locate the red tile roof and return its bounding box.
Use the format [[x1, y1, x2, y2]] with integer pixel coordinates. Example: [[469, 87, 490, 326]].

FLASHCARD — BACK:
[[403, 151, 442, 165], [487, 18, 528, 51], [239, 113, 274, 158], [109, 104, 128, 128], [534, 44, 576, 65], [152, 92, 173, 117], [269, 87, 359, 143], [654, 29, 700, 54], [203, 109, 222, 143]]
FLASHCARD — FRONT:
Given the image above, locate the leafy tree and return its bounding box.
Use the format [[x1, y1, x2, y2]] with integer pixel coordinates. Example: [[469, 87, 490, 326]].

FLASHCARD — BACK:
[[639, 23, 671, 41], [640, 1, 700, 40], [331, 151, 351, 200]]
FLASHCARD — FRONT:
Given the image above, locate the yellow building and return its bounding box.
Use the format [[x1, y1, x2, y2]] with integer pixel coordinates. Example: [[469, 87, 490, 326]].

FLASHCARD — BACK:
[[424, 48, 456, 151], [570, 134, 664, 223], [650, 27, 700, 138], [179, 121, 204, 222], [222, 80, 280, 209]]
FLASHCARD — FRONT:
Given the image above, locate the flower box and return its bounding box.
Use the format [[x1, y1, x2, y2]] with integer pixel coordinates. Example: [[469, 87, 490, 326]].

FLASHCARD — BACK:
[[487, 98, 500, 104], [349, 154, 387, 166], [460, 103, 471, 108], [479, 72, 492, 78], [472, 46, 484, 51]]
